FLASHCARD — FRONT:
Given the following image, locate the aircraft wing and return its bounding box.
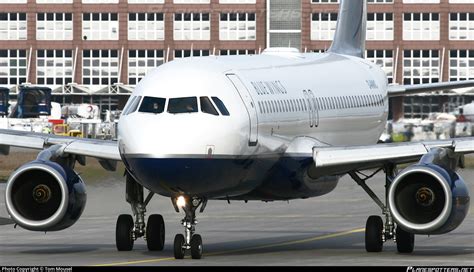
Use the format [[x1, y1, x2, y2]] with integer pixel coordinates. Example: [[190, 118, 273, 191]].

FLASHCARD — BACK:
[[312, 138, 474, 176], [387, 80, 474, 97], [0, 129, 120, 161]]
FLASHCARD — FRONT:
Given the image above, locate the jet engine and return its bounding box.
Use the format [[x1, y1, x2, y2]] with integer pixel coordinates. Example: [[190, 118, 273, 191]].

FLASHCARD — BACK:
[[5, 160, 86, 231], [388, 148, 470, 235]]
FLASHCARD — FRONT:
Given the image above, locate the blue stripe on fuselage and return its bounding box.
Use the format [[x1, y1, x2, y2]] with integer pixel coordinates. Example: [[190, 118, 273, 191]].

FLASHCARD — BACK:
[[122, 155, 339, 200]]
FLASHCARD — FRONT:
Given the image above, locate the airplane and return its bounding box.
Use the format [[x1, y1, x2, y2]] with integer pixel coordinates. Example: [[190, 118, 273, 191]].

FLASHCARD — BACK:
[[0, 0, 473, 260]]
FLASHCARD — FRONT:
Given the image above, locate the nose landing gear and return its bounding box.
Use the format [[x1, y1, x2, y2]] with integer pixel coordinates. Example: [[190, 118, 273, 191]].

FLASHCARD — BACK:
[[172, 196, 206, 259]]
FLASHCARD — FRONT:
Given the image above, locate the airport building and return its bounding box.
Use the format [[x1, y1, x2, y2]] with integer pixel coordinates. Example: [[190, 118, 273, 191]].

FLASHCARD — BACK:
[[0, 0, 473, 119]]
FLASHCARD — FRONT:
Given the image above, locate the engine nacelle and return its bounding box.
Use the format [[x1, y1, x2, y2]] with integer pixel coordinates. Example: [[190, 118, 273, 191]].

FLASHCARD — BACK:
[[388, 148, 470, 235], [5, 160, 86, 231]]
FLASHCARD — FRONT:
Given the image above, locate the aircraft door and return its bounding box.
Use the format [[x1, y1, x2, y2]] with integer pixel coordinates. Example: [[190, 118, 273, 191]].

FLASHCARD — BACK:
[[226, 74, 258, 146], [308, 90, 319, 127], [303, 90, 313, 128]]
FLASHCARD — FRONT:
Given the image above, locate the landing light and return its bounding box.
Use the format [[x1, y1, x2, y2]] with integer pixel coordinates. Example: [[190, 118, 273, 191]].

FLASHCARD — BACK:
[[177, 196, 186, 208]]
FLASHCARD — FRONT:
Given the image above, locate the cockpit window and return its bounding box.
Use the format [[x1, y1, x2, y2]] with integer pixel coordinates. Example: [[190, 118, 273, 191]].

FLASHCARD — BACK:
[[139, 96, 166, 114], [211, 97, 230, 116], [200, 97, 219, 116], [123, 96, 142, 115], [168, 97, 198, 114]]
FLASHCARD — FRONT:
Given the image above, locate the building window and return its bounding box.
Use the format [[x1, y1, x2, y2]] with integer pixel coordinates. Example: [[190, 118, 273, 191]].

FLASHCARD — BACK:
[[220, 49, 255, 56], [37, 13, 73, 41], [449, 0, 474, 2], [219, 13, 256, 40], [0, 50, 27, 86], [449, 13, 474, 40], [403, 96, 440, 119], [403, 0, 439, 3], [174, 13, 210, 40], [174, 0, 210, 3], [450, 50, 474, 81], [174, 50, 209, 59], [83, 13, 118, 41], [311, 0, 339, 3], [313, 0, 394, 2], [403, 13, 440, 40], [128, 50, 165, 86], [311, 13, 337, 41], [366, 50, 394, 84], [367, 13, 393, 40], [128, 13, 164, 40], [0, 0, 26, 2], [82, 50, 119, 86], [403, 50, 440, 85], [37, 50, 73, 86], [219, 0, 255, 3], [0, 13, 27, 40], [37, 0, 72, 3], [82, 0, 118, 3], [128, 0, 164, 2]]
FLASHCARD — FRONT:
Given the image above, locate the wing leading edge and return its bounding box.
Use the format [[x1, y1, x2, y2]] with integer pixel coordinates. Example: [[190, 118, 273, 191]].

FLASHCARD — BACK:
[[312, 138, 474, 176], [388, 80, 474, 97], [0, 128, 120, 161]]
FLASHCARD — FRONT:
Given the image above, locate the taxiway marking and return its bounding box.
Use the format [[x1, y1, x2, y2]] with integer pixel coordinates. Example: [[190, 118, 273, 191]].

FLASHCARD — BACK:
[[93, 228, 365, 266]]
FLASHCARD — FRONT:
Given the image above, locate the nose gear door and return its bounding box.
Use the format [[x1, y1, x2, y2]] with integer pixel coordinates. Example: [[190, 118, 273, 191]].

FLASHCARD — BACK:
[[226, 74, 258, 146]]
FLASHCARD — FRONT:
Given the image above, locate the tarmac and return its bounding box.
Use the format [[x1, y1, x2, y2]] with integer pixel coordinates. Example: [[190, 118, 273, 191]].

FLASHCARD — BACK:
[[0, 166, 473, 266]]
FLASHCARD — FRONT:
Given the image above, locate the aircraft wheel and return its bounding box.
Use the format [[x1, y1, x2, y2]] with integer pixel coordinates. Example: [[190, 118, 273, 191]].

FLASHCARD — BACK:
[[174, 234, 186, 259], [396, 226, 415, 253], [365, 215, 383, 252], [190, 234, 203, 259], [116, 214, 134, 251], [146, 214, 165, 251]]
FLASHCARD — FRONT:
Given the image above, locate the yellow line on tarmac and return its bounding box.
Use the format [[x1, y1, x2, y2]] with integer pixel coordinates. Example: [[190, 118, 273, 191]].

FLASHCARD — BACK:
[[93, 228, 365, 266], [206, 228, 365, 257], [93, 257, 176, 267]]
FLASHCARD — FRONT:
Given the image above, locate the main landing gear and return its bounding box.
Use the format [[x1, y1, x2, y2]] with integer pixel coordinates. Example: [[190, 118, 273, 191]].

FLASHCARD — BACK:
[[171, 196, 207, 259], [349, 164, 415, 254], [116, 173, 165, 252]]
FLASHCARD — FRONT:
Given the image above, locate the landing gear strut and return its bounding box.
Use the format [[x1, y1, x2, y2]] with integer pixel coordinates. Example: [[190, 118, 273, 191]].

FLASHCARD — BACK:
[[172, 196, 207, 259], [349, 164, 415, 253], [116, 173, 165, 251]]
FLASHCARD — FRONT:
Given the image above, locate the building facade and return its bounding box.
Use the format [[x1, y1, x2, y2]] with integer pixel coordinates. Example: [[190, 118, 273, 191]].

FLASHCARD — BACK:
[[0, 0, 473, 118]]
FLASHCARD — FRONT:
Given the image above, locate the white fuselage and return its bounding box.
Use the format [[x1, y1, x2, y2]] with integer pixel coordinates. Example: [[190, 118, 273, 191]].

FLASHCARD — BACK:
[[117, 50, 389, 199]]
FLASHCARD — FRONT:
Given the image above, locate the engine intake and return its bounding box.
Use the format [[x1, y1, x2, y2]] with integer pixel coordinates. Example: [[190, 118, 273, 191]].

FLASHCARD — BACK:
[[5, 160, 86, 231], [388, 148, 470, 235]]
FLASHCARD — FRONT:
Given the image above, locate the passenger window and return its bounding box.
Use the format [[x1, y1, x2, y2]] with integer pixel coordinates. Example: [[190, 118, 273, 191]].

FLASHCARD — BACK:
[[139, 96, 166, 114], [211, 97, 230, 116], [168, 97, 198, 114], [126, 96, 142, 115], [200, 97, 219, 116]]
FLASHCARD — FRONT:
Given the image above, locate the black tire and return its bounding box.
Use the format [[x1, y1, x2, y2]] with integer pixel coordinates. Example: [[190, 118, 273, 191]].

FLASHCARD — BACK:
[[116, 214, 134, 251], [365, 215, 384, 253], [190, 234, 203, 259], [146, 214, 165, 251], [396, 226, 415, 253], [174, 234, 186, 259]]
